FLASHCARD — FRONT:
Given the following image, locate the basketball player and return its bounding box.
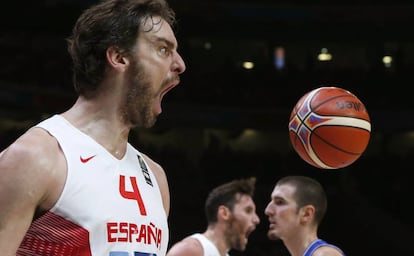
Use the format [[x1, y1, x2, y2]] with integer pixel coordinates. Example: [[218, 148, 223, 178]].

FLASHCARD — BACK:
[[265, 176, 345, 256], [166, 177, 260, 256], [0, 0, 185, 255]]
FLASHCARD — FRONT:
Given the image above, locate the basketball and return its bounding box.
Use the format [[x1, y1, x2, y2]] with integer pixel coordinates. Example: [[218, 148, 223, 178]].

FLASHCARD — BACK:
[[288, 86, 371, 169]]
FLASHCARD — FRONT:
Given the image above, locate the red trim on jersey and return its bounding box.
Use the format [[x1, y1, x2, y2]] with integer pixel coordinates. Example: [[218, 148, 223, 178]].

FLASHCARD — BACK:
[[17, 212, 92, 256]]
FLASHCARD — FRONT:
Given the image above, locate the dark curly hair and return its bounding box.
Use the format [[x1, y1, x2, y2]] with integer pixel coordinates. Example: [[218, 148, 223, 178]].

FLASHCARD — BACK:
[[67, 0, 176, 97]]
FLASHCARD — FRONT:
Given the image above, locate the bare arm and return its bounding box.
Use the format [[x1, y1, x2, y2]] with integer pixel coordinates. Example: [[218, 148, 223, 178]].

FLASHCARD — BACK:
[[166, 237, 204, 256], [142, 153, 170, 217], [0, 128, 65, 255]]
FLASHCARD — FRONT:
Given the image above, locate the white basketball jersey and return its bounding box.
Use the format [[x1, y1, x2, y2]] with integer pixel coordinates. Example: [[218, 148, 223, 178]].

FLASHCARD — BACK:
[[190, 233, 230, 256], [17, 114, 169, 256]]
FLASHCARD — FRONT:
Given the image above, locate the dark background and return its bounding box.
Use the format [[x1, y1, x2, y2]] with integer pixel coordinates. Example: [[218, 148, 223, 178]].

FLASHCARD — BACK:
[[1, 0, 413, 255]]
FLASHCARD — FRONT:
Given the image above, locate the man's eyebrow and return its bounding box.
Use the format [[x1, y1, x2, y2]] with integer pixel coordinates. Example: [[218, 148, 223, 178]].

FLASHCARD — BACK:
[[152, 36, 176, 49], [271, 195, 283, 200]]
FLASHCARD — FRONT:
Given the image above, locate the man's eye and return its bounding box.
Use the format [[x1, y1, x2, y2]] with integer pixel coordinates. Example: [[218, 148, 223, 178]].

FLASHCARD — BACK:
[[275, 199, 284, 205], [160, 47, 170, 56]]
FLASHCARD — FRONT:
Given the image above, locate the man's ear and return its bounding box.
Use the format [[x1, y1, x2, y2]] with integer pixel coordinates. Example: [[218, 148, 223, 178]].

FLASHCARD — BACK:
[[217, 205, 231, 221], [106, 46, 129, 72], [299, 205, 315, 224]]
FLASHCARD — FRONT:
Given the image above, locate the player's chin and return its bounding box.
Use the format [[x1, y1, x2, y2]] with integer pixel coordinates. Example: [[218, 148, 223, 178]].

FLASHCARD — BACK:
[[239, 237, 249, 251], [141, 110, 159, 128], [267, 230, 280, 240]]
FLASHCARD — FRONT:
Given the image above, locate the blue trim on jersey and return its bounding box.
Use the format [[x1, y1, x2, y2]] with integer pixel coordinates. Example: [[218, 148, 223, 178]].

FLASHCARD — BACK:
[[303, 239, 345, 256], [109, 252, 129, 256]]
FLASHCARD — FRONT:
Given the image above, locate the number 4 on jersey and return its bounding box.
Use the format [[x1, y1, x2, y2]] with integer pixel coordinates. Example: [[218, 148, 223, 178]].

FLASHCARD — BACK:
[[119, 175, 147, 215]]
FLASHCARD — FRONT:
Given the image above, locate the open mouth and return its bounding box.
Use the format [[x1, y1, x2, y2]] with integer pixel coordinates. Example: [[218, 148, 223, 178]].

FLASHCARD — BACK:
[[246, 225, 256, 237], [160, 78, 180, 99]]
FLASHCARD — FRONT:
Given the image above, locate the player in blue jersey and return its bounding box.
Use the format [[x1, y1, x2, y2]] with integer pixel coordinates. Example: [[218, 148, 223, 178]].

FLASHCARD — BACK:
[[265, 175, 345, 256]]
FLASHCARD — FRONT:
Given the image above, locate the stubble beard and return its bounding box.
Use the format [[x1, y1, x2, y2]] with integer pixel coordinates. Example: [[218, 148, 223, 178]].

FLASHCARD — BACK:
[[123, 58, 157, 128], [225, 216, 245, 251]]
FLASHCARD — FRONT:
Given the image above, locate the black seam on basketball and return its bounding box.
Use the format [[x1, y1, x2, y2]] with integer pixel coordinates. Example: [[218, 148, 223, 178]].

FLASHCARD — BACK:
[[311, 94, 351, 111], [311, 130, 363, 155]]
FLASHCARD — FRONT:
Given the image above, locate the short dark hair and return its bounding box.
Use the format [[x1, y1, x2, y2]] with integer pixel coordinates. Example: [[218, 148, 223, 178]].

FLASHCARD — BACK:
[[276, 175, 327, 225], [67, 0, 176, 96], [205, 177, 256, 224]]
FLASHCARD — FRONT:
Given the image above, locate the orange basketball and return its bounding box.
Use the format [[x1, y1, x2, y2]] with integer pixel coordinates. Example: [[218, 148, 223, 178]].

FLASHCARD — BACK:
[[288, 86, 371, 169]]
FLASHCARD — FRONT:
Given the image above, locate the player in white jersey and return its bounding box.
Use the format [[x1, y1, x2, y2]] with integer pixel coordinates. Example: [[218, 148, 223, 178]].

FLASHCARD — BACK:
[[166, 177, 260, 256], [188, 234, 229, 256], [265, 176, 345, 256], [0, 0, 186, 255]]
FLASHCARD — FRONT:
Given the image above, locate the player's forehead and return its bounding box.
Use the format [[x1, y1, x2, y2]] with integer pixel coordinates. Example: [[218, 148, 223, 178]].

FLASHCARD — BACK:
[[271, 184, 296, 200], [234, 194, 256, 209], [140, 15, 178, 48]]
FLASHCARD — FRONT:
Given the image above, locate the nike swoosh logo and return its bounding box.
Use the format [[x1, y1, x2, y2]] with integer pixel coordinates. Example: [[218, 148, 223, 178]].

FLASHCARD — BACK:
[[80, 155, 96, 163]]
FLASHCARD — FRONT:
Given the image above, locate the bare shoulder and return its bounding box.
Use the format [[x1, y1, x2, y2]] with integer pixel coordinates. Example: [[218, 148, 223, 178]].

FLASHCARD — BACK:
[[141, 153, 170, 216], [0, 126, 66, 253], [313, 245, 345, 256], [0, 127, 66, 209], [167, 237, 203, 256]]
